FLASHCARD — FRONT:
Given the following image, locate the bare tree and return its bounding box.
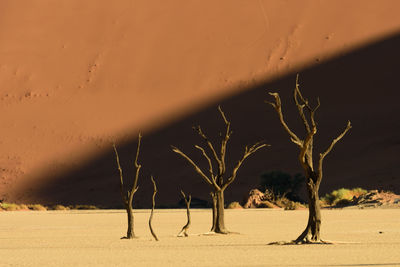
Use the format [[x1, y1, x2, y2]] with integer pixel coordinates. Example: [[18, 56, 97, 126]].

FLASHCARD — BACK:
[[172, 106, 268, 234], [266, 75, 351, 243], [149, 176, 159, 241], [113, 133, 142, 239], [177, 190, 191, 237]]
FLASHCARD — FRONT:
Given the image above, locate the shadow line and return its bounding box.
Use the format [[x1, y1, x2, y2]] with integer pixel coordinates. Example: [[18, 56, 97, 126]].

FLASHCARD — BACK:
[[16, 31, 400, 208]]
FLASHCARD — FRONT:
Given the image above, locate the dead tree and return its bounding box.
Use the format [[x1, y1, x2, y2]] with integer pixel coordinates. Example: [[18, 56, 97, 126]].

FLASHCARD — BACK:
[[172, 106, 268, 234], [177, 190, 192, 237], [113, 133, 142, 239], [149, 176, 159, 241], [266, 75, 351, 243]]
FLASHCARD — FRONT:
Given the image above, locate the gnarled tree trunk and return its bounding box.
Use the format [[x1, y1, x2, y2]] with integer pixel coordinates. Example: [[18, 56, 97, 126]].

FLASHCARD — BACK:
[[296, 178, 321, 242], [267, 75, 351, 243]]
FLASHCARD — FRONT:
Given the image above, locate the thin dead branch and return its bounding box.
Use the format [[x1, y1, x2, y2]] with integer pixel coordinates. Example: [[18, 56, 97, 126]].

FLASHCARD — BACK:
[[171, 146, 215, 187], [318, 120, 352, 183], [149, 176, 159, 241], [266, 92, 303, 147], [113, 143, 127, 204], [177, 190, 192, 237], [223, 142, 269, 190]]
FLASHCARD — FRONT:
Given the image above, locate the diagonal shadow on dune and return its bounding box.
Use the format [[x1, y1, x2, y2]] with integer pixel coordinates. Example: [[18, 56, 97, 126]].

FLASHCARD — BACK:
[[15, 31, 400, 208]]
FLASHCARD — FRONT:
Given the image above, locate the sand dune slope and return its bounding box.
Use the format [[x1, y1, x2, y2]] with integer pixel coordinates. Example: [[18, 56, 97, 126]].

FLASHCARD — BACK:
[[0, 1, 400, 206]]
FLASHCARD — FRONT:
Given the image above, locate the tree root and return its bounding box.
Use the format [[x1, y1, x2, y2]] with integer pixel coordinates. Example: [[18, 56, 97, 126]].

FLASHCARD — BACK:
[[120, 236, 138, 240]]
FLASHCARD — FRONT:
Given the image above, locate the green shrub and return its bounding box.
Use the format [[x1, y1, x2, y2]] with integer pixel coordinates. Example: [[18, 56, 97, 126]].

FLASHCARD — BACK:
[[1, 203, 20, 211], [322, 187, 367, 206], [259, 171, 305, 202], [0, 203, 30, 211]]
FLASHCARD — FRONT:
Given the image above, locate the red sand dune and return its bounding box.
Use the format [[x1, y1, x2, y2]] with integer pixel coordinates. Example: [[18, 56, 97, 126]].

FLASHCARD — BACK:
[[1, 1, 400, 207]]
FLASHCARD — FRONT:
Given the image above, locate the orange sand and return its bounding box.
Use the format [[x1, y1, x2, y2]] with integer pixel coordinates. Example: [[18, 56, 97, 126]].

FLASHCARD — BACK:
[[0, 1, 400, 206]]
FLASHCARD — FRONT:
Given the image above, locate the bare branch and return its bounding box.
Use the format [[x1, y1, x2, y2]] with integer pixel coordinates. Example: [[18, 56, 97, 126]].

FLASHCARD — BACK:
[[193, 126, 222, 168], [218, 105, 229, 125], [223, 142, 269, 190], [113, 143, 127, 204], [195, 145, 214, 179], [218, 106, 232, 181], [309, 97, 320, 129], [318, 121, 352, 183], [132, 133, 142, 197], [294, 75, 311, 133], [149, 176, 159, 241], [267, 92, 303, 147], [171, 146, 219, 189], [177, 190, 191, 237], [294, 74, 310, 109]]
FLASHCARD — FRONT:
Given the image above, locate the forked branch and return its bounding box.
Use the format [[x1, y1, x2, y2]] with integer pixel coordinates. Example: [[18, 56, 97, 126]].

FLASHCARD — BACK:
[[223, 142, 269, 190], [266, 92, 303, 147], [294, 75, 311, 133], [193, 126, 222, 169], [113, 133, 142, 206], [171, 146, 216, 188], [195, 145, 214, 179]]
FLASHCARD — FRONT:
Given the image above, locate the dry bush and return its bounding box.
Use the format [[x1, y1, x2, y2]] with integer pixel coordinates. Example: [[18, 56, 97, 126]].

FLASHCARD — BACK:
[[28, 204, 47, 211], [275, 197, 305, 210], [51, 205, 69, 211], [68, 204, 98, 210], [227, 202, 243, 209], [0, 203, 31, 211]]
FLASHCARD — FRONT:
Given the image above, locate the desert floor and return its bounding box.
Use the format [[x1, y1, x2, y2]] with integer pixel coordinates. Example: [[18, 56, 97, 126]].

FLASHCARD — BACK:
[[1, 209, 399, 266]]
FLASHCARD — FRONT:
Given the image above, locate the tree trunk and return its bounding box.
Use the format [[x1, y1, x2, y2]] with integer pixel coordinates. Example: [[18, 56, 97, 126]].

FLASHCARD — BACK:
[[210, 192, 217, 232], [126, 204, 135, 239], [210, 189, 228, 234], [295, 181, 321, 243]]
